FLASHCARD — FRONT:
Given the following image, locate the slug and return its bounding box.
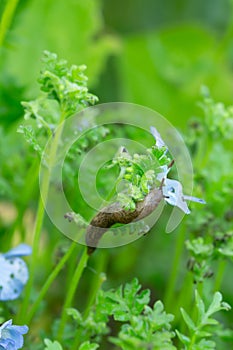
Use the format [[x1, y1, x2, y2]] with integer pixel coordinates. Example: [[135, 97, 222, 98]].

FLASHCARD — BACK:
[[86, 186, 164, 254]]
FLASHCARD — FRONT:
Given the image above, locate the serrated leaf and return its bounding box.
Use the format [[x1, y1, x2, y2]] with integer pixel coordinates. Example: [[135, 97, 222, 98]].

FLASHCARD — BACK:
[[146, 301, 174, 330], [134, 289, 151, 314], [124, 278, 141, 299], [104, 279, 151, 321]]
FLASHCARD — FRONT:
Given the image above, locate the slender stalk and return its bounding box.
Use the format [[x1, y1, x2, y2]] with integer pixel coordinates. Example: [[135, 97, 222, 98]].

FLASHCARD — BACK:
[[0, 0, 19, 47], [70, 252, 107, 350], [17, 196, 45, 322], [57, 248, 89, 341], [6, 158, 39, 249], [25, 241, 77, 324], [66, 242, 81, 290], [178, 273, 194, 333], [19, 113, 66, 322], [214, 259, 226, 291], [164, 224, 186, 310], [83, 251, 107, 319]]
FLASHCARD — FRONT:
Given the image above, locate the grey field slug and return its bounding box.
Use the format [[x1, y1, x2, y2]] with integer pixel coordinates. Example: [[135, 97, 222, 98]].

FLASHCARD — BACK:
[[86, 186, 164, 254]]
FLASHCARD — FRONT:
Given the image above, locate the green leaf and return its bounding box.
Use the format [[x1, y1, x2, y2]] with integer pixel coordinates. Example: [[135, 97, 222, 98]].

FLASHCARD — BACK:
[[104, 278, 150, 321], [194, 338, 216, 350], [180, 308, 196, 332], [78, 341, 99, 350], [44, 339, 63, 350], [205, 292, 231, 320], [145, 301, 174, 330], [17, 125, 42, 155], [207, 292, 222, 315], [186, 238, 213, 258], [66, 308, 82, 322], [175, 330, 190, 346], [195, 290, 205, 323]]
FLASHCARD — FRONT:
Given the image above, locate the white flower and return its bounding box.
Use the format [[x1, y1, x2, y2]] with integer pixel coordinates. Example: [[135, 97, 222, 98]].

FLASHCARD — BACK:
[[162, 179, 206, 214], [150, 126, 166, 148]]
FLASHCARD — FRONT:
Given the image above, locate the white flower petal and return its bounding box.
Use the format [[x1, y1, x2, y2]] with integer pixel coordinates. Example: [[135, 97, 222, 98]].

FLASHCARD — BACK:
[[183, 195, 206, 204], [162, 179, 191, 214], [156, 165, 170, 181], [150, 126, 166, 148]]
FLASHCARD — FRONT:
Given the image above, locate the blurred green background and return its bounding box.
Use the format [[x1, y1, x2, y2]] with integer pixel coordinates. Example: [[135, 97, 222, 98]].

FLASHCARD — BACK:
[[1, 0, 233, 343], [1, 0, 233, 129]]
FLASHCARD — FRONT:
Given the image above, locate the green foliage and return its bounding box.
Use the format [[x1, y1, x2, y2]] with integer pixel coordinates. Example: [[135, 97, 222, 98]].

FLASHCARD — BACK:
[[107, 143, 171, 210], [59, 278, 231, 349], [17, 124, 43, 155], [103, 278, 151, 321], [1, 1, 233, 348], [64, 278, 175, 349], [78, 342, 99, 350], [37, 51, 98, 114], [199, 86, 233, 140], [109, 300, 176, 350], [44, 339, 63, 350], [66, 303, 109, 343], [185, 89, 233, 283], [177, 290, 231, 349], [19, 50, 98, 142]]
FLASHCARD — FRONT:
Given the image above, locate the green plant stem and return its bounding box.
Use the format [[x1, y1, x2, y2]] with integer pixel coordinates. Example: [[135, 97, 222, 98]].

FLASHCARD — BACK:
[[178, 273, 194, 333], [18, 113, 66, 323], [214, 259, 226, 291], [0, 0, 19, 47], [83, 251, 107, 319], [25, 241, 77, 324], [57, 247, 89, 341], [70, 251, 107, 350], [6, 158, 39, 248], [66, 243, 80, 290], [188, 334, 197, 350], [17, 196, 45, 323], [164, 224, 186, 310]]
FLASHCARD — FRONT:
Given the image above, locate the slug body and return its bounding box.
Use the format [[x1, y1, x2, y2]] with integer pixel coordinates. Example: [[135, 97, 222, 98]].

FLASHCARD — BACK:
[[86, 187, 163, 254]]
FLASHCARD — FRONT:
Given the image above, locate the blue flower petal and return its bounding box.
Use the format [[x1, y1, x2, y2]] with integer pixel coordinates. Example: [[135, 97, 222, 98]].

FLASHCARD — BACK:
[[0, 256, 29, 301], [0, 320, 28, 350], [2, 327, 26, 349], [3, 244, 32, 258], [0, 337, 15, 350]]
